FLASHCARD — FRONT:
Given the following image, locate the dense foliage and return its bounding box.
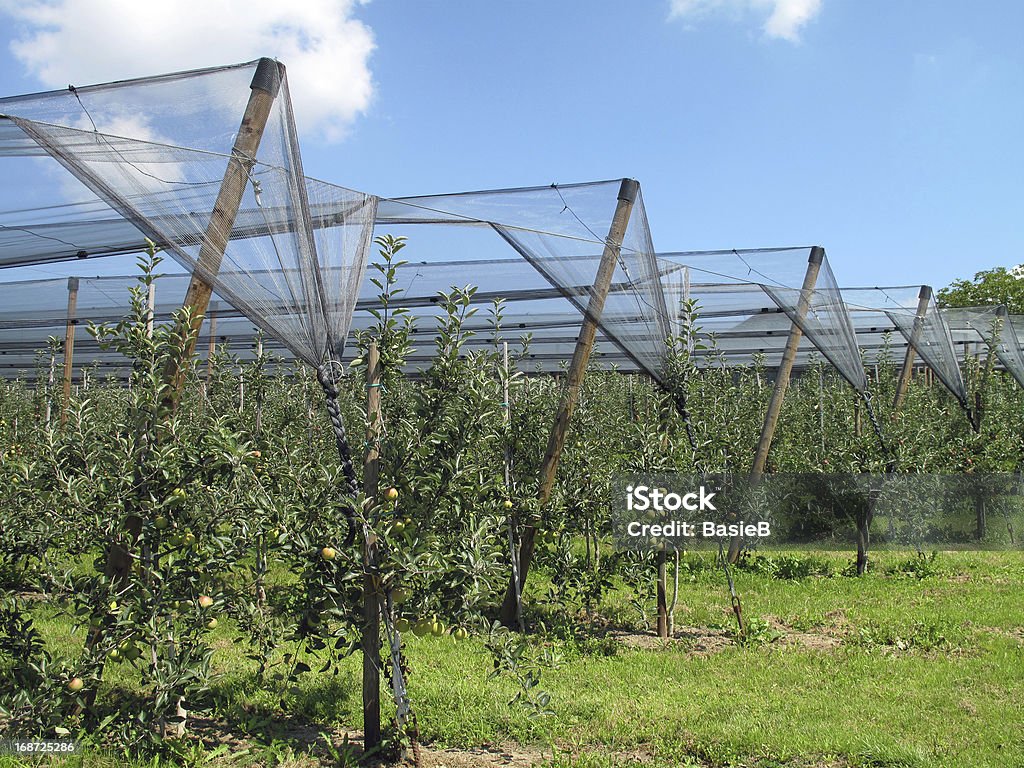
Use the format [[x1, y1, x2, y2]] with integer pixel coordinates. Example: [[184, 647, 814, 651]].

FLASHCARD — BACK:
[[1, 246, 1023, 759]]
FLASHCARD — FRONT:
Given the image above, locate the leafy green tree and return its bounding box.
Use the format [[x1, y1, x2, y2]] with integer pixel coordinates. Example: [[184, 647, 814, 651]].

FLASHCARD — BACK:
[[937, 266, 1024, 313]]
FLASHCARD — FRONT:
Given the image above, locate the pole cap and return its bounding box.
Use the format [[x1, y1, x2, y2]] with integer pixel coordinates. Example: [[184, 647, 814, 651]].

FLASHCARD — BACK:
[[251, 58, 283, 97], [918, 285, 933, 301], [617, 178, 639, 204], [808, 246, 825, 265], [67, 277, 79, 291]]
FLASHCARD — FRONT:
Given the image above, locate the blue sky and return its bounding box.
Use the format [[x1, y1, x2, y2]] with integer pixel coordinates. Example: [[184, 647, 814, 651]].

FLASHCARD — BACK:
[[0, 0, 1021, 291]]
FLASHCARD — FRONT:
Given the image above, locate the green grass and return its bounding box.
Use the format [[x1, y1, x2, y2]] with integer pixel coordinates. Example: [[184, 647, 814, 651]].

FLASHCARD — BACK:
[[4, 550, 1023, 767]]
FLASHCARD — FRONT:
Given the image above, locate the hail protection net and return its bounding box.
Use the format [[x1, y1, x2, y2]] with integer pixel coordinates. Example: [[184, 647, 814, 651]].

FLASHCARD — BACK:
[[843, 286, 968, 407], [943, 307, 1024, 388], [657, 248, 867, 391], [0, 59, 375, 369], [374, 180, 671, 383]]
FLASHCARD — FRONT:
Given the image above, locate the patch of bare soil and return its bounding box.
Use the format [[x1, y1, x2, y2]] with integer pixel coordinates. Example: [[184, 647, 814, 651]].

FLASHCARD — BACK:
[[606, 616, 843, 656], [187, 717, 550, 767]]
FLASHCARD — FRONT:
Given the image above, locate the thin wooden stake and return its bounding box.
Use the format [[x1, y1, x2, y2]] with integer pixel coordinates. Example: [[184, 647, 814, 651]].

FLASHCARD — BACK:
[[207, 306, 218, 384], [502, 342, 524, 632], [60, 277, 79, 425], [363, 341, 382, 751], [44, 347, 55, 427], [656, 550, 669, 638], [146, 280, 155, 338], [500, 178, 640, 628]]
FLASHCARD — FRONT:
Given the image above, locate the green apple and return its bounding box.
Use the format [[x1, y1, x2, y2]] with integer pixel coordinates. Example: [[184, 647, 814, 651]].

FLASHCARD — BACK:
[[413, 619, 431, 637], [320, 547, 337, 561], [67, 677, 84, 692]]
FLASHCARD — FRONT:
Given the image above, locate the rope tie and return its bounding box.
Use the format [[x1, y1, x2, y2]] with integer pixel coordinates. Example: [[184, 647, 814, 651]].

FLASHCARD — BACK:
[[317, 362, 358, 547], [671, 391, 699, 451], [861, 392, 896, 472]]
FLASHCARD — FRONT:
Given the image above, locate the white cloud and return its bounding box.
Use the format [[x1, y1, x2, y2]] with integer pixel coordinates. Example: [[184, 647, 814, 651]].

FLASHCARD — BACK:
[[0, 0, 375, 143], [668, 0, 822, 42]]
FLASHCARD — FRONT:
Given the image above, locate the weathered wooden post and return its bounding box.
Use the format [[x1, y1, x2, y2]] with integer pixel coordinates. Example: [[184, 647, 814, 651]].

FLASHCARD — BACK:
[[728, 246, 824, 562], [60, 277, 79, 424], [163, 57, 284, 406], [892, 286, 932, 413], [86, 59, 286, 718], [500, 178, 640, 627], [363, 341, 383, 750]]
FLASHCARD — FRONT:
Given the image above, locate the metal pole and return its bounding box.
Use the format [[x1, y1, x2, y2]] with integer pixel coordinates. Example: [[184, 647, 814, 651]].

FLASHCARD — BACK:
[[893, 286, 932, 413], [500, 178, 639, 627], [61, 277, 79, 424]]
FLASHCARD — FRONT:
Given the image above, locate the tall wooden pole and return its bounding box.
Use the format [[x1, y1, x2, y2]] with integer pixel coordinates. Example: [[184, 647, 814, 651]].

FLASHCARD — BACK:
[[500, 178, 639, 627], [892, 286, 932, 413], [728, 246, 824, 562], [363, 342, 382, 751], [164, 58, 283, 406], [60, 277, 79, 425]]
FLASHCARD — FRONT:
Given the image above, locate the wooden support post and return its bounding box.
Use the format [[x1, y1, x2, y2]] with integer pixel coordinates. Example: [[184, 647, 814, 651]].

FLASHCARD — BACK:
[[60, 277, 79, 424], [893, 286, 932, 413], [500, 178, 639, 627], [750, 248, 823, 480], [163, 58, 284, 406], [363, 341, 382, 751], [728, 247, 823, 562]]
